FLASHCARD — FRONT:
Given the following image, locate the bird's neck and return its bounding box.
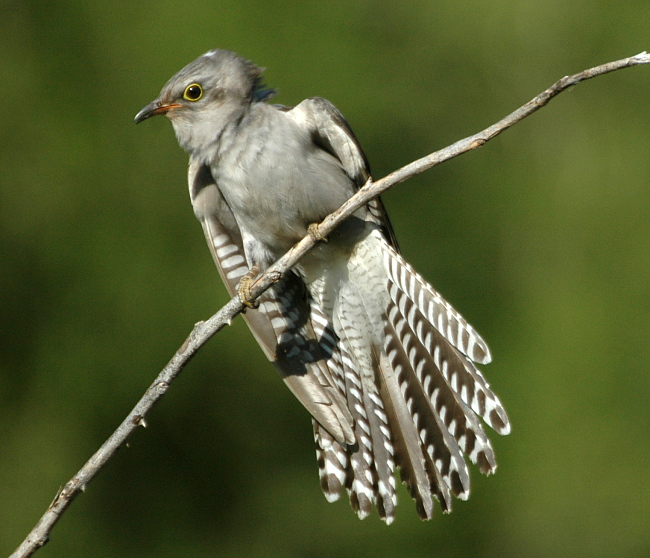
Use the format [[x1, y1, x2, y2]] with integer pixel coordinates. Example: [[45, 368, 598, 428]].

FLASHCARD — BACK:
[[175, 100, 253, 164]]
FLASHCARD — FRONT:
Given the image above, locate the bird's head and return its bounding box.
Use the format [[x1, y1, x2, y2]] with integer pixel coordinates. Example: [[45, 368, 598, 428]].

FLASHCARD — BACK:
[[134, 49, 274, 158]]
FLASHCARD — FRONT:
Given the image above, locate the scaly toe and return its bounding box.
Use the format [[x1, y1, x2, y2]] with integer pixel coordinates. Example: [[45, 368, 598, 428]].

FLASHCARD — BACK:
[[308, 222, 328, 243], [237, 265, 261, 309]]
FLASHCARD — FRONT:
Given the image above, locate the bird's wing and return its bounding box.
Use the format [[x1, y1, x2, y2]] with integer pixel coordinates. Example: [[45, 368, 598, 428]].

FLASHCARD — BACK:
[[285, 97, 399, 250], [188, 158, 354, 444]]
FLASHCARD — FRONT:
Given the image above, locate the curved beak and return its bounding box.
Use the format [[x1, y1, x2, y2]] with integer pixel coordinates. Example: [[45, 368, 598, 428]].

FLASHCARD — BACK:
[[134, 101, 182, 124]]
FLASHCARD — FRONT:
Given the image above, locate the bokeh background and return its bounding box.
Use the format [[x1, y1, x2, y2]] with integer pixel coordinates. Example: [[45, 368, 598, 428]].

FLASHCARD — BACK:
[[2, 1, 649, 557]]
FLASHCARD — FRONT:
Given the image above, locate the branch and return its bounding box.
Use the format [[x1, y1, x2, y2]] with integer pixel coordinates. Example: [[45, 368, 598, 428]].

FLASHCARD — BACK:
[[11, 51, 649, 558]]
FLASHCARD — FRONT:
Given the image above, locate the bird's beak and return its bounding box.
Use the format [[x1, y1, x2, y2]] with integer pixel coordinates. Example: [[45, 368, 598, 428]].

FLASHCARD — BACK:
[[134, 100, 182, 124]]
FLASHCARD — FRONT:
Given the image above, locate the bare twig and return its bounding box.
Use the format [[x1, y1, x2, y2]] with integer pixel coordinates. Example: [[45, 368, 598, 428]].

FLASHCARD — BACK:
[[11, 51, 649, 558]]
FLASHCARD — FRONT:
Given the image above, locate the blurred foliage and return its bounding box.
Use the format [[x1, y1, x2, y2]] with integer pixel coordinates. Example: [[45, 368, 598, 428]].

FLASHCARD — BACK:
[[1, 1, 649, 557]]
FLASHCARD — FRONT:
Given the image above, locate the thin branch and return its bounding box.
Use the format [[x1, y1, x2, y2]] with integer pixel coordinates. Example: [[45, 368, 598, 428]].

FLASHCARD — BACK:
[[11, 51, 649, 558]]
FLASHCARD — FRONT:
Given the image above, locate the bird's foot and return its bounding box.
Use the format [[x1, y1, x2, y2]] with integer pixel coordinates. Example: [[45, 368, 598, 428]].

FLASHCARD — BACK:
[[238, 265, 261, 309], [308, 223, 328, 243]]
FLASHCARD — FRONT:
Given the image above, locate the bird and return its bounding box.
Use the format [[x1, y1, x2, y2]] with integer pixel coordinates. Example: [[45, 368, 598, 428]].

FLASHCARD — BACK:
[[135, 49, 510, 523]]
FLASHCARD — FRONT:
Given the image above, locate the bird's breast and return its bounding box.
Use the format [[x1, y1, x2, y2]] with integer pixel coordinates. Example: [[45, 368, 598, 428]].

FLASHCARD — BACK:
[[211, 108, 357, 262]]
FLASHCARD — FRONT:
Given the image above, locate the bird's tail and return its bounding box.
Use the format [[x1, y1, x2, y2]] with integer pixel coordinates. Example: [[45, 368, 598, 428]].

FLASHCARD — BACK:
[[313, 230, 510, 523]]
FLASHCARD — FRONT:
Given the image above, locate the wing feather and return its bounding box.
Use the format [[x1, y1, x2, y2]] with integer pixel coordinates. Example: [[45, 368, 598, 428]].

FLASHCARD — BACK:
[[189, 158, 354, 444], [285, 98, 399, 248]]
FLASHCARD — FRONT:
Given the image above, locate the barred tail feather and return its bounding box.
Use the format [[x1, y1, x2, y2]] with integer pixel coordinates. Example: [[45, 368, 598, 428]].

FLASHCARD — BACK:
[[385, 321, 470, 495], [334, 346, 378, 520], [337, 329, 397, 522], [313, 420, 348, 502], [379, 233, 511, 436], [389, 286, 510, 436], [377, 346, 438, 518], [387, 305, 497, 477], [309, 231, 509, 521], [377, 232, 492, 365], [310, 296, 398, 521]]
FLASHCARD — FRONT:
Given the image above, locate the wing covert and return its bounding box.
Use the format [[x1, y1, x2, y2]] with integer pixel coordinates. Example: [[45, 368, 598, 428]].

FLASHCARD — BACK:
[[285, 97, 399, 250]]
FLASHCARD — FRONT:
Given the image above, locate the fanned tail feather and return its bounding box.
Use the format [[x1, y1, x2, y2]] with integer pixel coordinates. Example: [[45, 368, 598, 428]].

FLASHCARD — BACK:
[[311, 298, 395, 521], [313, 421, 347, 501], [377, 232, 492, 365], [336, 315, 398, 522], [379, 233, 510, 436], [308, 230, 510, 521], [387, 292, 501, 474]]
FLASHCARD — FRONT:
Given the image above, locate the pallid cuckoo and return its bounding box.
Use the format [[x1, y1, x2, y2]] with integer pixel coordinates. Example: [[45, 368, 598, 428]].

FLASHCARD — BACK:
[[135, 49, 510, 523]]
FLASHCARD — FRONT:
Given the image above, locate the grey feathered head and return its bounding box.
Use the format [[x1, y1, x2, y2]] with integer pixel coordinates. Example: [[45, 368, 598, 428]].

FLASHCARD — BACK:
[[134, 49, 274, 157]]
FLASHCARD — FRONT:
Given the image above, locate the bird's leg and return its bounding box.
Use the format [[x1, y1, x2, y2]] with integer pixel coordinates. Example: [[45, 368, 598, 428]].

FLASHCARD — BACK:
[[238, 265, 261, 309], [307, 223, 328, 243]]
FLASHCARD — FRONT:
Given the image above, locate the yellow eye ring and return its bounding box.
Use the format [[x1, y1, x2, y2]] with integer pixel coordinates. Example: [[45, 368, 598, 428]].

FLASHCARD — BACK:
[[183, 83, 203, 101]]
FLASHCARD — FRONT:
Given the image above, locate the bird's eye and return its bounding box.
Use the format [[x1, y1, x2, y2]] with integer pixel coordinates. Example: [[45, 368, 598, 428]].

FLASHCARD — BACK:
[[183, 83, 203, 101]]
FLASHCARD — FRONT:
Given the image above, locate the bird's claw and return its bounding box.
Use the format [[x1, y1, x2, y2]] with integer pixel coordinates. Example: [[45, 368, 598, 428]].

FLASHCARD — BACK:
[[308, 222, 328, 243], [238, 265, 261, 309]]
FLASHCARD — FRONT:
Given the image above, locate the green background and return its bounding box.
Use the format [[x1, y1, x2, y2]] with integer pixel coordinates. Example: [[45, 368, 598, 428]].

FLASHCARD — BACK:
[[2, 1, 649, 557]]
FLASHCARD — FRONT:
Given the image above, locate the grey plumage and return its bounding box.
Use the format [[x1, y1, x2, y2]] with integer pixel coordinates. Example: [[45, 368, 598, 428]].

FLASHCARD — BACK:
[[135, 49, 510, 523]]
